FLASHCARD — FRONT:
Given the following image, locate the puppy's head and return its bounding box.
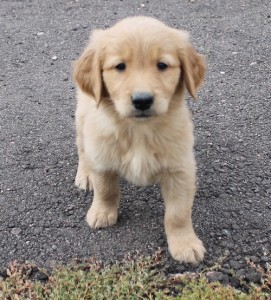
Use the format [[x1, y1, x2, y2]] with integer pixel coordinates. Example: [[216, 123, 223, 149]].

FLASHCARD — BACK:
[[73, 16, 205, 119]]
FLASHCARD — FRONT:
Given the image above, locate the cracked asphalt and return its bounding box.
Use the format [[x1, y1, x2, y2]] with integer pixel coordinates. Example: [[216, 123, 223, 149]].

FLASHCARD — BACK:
[[0, 0, 270, 286]]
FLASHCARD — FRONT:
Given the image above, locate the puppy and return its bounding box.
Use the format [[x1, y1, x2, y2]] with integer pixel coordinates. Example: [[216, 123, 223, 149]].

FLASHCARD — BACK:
[[73, 16, 206, 264]]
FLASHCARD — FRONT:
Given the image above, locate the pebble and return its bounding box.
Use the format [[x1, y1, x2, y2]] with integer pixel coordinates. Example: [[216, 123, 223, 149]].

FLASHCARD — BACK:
[[11, 228, 22, 235], [230, 276, 240, 288], [227, 243, 235, 250], [0, 269, 7, 279], [18, 206, 26, 212], [52, 55, 58, 61], [148, 197, 157, 205], [229, 260, 241, 269], [33, 227, 43, 234], [231, 224, 239, 230], [220, 268, 232, 275], [221, 229, 231, 237], [222, 274, 230, 285], [236, 269, 246, 280], [246, 272, 261, 283], [260, 256, 269, 262], [36, 271, 49, 281], [206, 271, 224, 283], [31, 267, 49, 282], [249, 256, 258, 263]]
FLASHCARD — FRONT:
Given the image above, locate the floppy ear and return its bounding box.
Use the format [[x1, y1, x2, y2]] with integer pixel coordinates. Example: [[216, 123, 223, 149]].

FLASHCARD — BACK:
[[73, 30, 105, 104], [180, 45, 206, 99]]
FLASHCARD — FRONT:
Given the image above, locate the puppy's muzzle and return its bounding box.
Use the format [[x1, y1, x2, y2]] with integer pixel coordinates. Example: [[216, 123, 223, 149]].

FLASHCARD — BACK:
[[132, 92, 153, 111], [131, 92, 154, 118]]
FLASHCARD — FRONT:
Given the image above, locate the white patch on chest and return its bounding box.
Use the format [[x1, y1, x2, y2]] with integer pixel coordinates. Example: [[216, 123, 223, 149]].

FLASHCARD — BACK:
[[86, 131, 164, 186], [120, 141, 163, 186]]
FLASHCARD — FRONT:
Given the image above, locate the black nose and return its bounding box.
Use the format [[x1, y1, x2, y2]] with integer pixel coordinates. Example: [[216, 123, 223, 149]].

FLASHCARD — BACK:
[[132, 92, 153, 111]]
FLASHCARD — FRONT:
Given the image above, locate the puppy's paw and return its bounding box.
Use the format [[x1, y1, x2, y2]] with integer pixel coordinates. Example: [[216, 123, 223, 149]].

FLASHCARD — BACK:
[[75, 170, 93, 191], [86, 205, 118, 228], [168, 233, 206, 264]]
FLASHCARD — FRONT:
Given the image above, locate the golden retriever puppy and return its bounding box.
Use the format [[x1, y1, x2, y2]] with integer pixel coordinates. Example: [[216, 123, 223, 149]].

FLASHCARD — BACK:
[[73, 16, 206, 264]]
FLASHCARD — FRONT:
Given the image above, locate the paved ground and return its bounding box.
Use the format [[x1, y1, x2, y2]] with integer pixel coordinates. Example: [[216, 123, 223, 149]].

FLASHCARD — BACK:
[[0, 0, 270, 286]]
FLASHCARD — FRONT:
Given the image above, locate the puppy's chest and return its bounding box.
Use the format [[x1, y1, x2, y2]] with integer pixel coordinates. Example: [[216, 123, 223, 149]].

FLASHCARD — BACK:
[[95, 135, 165, 185], [120, 142, 163, 185]]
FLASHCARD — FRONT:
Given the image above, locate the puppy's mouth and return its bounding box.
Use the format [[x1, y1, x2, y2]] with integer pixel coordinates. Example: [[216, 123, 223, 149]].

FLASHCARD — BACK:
[[130, 110, 155, 119]]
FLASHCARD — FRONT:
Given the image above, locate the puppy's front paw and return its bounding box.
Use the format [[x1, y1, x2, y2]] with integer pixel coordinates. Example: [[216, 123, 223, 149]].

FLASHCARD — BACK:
[[168, 233, 206, 264], [75, 170, 93, 191], [86, 205, 118, 228]]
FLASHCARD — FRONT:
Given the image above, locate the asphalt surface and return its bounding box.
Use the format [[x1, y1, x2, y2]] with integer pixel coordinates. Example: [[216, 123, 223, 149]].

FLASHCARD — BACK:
[[0, 0, 270, 287]]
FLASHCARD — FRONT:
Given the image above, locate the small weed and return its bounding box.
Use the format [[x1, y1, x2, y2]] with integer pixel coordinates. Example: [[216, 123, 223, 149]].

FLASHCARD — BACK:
[[0, 251, 270, 299]]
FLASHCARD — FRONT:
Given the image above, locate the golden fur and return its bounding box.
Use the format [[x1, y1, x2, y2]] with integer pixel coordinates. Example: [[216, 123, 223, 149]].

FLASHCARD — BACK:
[[73, 16, 206, 264]]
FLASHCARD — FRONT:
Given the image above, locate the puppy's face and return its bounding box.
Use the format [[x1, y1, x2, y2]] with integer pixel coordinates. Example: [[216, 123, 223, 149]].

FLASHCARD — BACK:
[[74, 17, 205, 119], [102, 28, 182, 119]]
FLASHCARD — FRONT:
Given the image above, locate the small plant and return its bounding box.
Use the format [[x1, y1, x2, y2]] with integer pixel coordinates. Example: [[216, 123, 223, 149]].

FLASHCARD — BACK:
[[0, 261, 45, 299], [0, 251, 270, 299]]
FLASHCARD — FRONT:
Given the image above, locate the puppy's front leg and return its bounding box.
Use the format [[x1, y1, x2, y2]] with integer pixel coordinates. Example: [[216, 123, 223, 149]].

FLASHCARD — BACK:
[[87, 172, 119, 229], [160, 169, 206, 264]]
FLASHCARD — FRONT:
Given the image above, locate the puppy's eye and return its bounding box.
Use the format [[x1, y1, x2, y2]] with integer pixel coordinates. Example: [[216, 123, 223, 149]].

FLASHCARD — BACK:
[[157, 62, 168, 71], [115, 63, 126, 71]]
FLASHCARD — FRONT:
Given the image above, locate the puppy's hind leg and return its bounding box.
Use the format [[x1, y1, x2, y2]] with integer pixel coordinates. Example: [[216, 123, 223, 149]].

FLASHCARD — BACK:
[[75, 159, 93, 191], [75, 116, 93, 191], [87, 171, 119, 228]]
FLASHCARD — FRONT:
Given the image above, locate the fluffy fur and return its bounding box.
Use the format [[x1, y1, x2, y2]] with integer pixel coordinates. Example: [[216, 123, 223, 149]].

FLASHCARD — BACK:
[[73, 16, 206, 264]]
